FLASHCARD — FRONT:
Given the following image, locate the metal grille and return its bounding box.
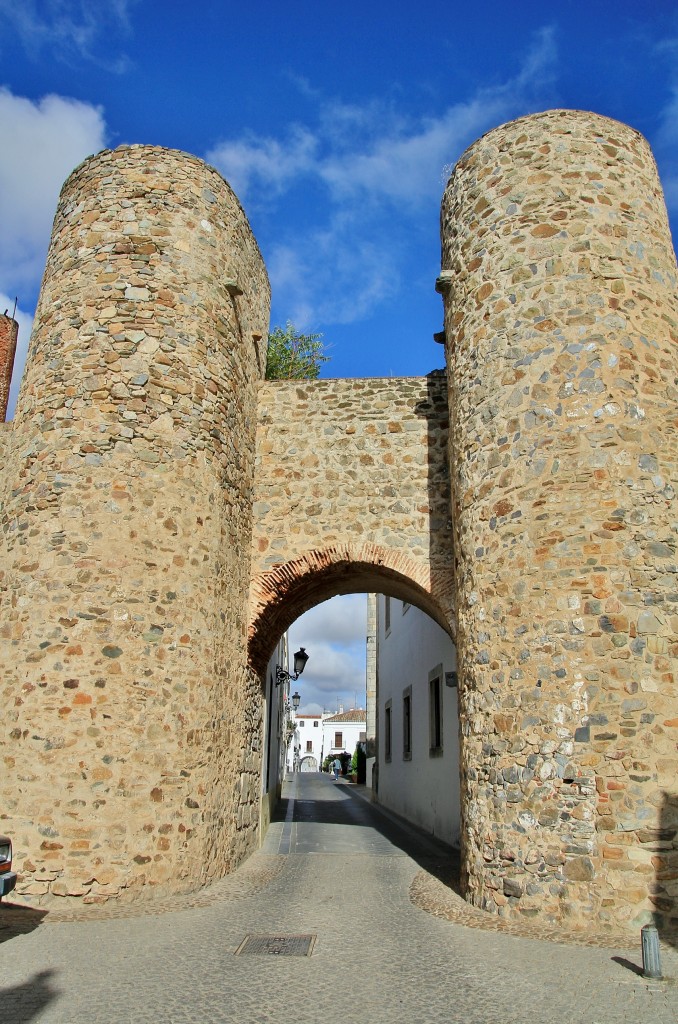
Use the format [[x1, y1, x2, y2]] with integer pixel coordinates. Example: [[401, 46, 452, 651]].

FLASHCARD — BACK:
[[235, 933, 316, 957]]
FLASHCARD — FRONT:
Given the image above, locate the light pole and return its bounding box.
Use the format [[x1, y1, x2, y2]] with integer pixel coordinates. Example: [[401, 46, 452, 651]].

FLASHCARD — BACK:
[[276, 647, 309, 687], [278, 652, 308, 774]]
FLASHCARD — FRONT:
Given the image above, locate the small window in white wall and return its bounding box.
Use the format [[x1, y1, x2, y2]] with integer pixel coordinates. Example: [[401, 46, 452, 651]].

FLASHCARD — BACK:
[[403, 686, 412, 761], [334, 731, 343, 748], [429, 667, 443, 756], [313, 720, 319, 727], [384, 595, 391, 635], [306, 740, 313, 752], [384, 700, 392, 763], [299, 720, 304, 727]]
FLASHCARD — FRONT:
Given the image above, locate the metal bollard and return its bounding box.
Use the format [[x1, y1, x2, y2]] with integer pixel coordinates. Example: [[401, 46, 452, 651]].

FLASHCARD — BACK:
[[641, 925, 662, 980]]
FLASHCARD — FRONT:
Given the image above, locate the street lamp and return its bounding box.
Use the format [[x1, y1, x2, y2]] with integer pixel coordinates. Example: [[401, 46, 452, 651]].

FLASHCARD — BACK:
[[291, 691, 301, 710], [276, 647, 309, 687]]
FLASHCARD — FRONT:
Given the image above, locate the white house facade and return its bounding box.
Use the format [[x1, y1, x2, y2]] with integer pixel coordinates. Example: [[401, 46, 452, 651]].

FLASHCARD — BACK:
[[291, 712, 327, 771], [322, 709, 366, 767], [374, 595, 460, 847]]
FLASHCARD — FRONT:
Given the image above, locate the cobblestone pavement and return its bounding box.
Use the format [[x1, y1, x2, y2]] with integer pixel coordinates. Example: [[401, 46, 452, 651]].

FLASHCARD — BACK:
[[1, 773, 676, 1023]]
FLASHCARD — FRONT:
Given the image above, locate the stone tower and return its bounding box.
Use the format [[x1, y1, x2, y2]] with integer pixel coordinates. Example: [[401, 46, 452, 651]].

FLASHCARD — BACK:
[[0, 146, 270, 900], [440, 110, 678, 927]]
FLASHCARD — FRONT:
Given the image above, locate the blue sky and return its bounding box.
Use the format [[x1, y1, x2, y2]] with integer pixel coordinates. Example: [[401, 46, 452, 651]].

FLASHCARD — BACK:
[[1, 1, 676, 709]]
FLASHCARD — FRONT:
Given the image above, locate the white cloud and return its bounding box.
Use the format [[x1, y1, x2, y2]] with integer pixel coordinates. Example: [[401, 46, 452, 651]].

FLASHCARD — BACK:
[[650, 37, 678, 221], [0, 88, 107, 304], [266, 225, 400, 330], [656, 81, 678, 147], [206, 28, 558, 329], [210, 27, 556, 210], [654, 79, 678, 217], [0, 0, 137, 69], [0, 295, 33, 420], [664, 179, 678, 217], [288, 595, 367, 712], [207, 126, 318, 202], [290, 594, 367, 648]]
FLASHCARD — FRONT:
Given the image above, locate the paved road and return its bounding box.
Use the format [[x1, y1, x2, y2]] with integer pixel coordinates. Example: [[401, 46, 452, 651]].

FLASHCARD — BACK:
[[1, 773, 676, 1023]]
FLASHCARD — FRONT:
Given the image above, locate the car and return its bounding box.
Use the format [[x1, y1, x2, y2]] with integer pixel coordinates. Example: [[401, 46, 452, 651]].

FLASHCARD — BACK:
[[0, 835, 17, 899]]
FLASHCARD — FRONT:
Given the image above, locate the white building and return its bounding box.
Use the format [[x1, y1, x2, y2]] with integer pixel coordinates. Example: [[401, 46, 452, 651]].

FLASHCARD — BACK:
[[322, 709, 366, 768], [374, 595, 460, 847], [291, 712, 327, 771]]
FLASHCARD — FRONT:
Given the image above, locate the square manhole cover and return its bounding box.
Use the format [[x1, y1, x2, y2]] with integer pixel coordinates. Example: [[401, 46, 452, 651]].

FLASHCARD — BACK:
[[235, 934, 316, 957]]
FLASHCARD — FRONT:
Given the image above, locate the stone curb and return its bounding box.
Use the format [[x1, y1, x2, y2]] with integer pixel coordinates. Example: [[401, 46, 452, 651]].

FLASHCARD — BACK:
[[0, 854, 286, 927], [342, 783, 676, 952]]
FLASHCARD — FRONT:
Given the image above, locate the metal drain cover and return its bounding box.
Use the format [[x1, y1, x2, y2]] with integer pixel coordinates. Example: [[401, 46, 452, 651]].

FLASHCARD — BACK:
[[235, 933, 316, 957]]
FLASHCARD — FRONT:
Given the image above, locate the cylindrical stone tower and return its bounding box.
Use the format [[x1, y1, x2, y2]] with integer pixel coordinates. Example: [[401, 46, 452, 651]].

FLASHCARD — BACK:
[[0, 146, 270, 902], [441, 111, 678, 930]]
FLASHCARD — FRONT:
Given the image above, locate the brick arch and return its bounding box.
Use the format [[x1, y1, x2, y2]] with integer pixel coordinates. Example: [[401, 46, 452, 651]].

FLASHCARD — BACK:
[[248, 542, 455, 675]]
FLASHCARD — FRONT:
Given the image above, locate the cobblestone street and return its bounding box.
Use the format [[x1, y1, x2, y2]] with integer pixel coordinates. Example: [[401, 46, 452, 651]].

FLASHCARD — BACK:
[[1, 773, 677, 1023]]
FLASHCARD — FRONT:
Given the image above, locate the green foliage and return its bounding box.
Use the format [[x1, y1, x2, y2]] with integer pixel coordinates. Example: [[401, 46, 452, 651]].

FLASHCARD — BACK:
[[265, 321, 329, 380], [351, 742, 367, 784]]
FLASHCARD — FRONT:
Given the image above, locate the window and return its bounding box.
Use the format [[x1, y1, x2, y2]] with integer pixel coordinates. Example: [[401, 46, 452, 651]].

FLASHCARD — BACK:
[[299, 720, 304, 727], [306, 740, 313, 752], [429, 667, 443, 755], [403, 686, 412, 760], [384, 595, 391, 635], [334, 732, 343, 749], [313, 720, 319, 727], [384, 700, 392, 763]]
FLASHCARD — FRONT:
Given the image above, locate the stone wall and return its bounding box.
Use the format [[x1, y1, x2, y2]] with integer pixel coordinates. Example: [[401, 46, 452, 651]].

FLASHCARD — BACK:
[[0, 314, 18, 421], [249, 373, 455, 672], [441, 110, 678, 928], [1, 109, 675, 931], [0, 145, 269, 903]]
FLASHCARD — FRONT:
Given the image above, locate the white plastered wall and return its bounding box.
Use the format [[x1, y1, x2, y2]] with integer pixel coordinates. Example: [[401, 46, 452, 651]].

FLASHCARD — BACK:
[[375, 597, 460, 846]]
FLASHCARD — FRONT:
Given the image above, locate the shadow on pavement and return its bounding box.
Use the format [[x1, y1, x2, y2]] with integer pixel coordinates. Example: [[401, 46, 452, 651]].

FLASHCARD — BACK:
[[611, 955, 645, 977], [274, 775, 461, 893], [0, 968, 60, 1023], [0, 903, 49, 944]]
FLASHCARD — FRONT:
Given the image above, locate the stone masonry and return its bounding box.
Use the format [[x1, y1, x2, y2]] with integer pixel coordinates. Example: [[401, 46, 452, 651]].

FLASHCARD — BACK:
[[249, 374, 453, 673], [0, 110, 676, 932], [441, 111, 678, 928], [0, 145, 269, 903]]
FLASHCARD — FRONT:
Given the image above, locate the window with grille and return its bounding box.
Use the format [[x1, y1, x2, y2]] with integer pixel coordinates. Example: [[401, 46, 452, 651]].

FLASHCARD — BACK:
[[334, 732, 343, 748], [403, 686, 412, 760], [429, 670, 443, 755], [384, 700, 392, 763]]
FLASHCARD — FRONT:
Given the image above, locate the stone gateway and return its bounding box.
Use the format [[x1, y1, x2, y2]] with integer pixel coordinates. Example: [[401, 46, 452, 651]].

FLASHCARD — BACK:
[[0, 110, 676, 933]]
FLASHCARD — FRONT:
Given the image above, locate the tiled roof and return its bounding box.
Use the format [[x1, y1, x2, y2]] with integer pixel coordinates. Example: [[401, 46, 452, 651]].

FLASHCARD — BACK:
[[324, 709, 366, 723]]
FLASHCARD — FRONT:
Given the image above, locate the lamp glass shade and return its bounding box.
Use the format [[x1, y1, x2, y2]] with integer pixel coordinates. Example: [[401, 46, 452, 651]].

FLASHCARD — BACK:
[[292, 691, 301, 710], [293, 647, 309, 676]]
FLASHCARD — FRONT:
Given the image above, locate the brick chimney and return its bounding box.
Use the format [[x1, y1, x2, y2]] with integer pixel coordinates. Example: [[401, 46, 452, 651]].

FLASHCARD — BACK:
[[0, 313, 18, 421]]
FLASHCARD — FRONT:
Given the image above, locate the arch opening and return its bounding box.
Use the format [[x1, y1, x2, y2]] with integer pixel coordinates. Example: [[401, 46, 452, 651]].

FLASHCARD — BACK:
[[272, 590, 461, 852], [249, 543, 455, 676]]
